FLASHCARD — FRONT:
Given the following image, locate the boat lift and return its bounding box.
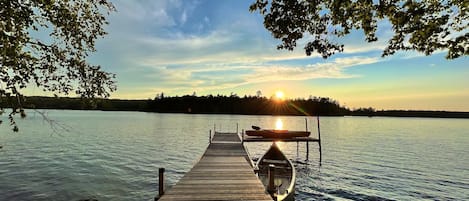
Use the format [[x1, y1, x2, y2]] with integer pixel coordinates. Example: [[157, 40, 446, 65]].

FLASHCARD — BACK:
[[240, 116, 322, 164]]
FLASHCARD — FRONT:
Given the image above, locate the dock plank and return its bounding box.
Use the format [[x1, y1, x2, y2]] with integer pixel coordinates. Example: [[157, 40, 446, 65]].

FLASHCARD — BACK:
[[158, 132, 272, 201]]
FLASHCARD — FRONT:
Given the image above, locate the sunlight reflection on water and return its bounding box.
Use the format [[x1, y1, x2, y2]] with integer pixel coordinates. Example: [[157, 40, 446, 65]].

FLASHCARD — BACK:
[[275, 118, 283, 130]]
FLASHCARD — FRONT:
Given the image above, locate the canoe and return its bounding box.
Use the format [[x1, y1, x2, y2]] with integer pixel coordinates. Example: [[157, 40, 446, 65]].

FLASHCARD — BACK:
[[257, 142, 296, 201], [246, 129, 310, 139]]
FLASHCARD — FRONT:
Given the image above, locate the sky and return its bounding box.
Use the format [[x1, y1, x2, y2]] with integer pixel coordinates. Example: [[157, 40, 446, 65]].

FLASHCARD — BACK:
[[29, 0, 469, 111]]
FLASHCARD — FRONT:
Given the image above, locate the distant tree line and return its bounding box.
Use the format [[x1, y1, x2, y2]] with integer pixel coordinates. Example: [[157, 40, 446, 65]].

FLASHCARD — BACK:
[[354, 109, 469, 119], [2, 95, 468, 118], [147, 94, 348, 116], [0, 96, 148, 111]]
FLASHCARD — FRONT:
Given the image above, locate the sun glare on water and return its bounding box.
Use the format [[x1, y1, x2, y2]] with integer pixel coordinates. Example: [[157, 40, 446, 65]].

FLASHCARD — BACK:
[[275, 118, 283, 130]]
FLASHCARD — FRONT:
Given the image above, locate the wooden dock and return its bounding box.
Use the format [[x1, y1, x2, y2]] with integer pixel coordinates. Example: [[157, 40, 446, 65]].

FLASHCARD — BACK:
[[158, 131, 272, 201]]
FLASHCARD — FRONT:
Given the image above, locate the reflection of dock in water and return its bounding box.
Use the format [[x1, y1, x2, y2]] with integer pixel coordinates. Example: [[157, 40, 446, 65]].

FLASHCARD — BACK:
[[157, 131, 272, 201]]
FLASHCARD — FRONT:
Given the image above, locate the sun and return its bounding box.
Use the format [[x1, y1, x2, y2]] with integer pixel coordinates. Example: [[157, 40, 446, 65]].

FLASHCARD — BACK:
[[275, 91, 285, 100]]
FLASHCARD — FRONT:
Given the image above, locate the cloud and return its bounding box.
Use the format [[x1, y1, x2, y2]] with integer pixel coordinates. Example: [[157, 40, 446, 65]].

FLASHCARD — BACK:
[[137, 56, 381, 95], [93, 1, 390, 98], [244, 56, 379, 84], [112, 1, 177, 27], [180, 9, 187, 25], [342, 42, 387, 54], [153, 9, 176, 27]]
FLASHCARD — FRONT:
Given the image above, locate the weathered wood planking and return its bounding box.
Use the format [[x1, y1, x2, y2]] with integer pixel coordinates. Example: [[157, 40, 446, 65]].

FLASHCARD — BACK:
[[158, 132, 272, 201]]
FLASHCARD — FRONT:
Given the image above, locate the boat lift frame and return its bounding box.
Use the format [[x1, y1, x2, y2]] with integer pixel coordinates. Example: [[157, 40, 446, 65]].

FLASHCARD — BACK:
[[240, 116, 322, 163]]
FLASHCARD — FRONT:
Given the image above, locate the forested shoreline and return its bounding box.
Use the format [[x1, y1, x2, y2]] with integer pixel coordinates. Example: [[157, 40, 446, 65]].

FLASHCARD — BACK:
[[5, 96, 469, 118]]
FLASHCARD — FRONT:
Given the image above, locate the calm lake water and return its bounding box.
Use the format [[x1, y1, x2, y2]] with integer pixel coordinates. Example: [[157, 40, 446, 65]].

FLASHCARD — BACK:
[[1, 110, 468, 200]]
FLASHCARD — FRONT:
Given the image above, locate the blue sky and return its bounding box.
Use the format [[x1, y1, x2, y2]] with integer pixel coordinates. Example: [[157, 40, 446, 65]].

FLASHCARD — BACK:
[[33, 0, 468, 111]]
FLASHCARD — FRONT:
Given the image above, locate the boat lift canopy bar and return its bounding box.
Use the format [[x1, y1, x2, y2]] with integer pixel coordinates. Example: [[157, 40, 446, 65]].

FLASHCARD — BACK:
[[242, 136, 319, 142]]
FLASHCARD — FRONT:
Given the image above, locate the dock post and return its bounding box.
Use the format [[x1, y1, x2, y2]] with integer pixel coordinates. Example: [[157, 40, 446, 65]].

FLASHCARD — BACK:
[[158, 168, 165, 197], [209, 130, 212, 144], [306, 141, 309, 161], [317, 116, 322, 164], [305, 118, 308, 131], [267, 164, 276, 194], [153, 168, 165, 200], [241, 129, 244, 144]]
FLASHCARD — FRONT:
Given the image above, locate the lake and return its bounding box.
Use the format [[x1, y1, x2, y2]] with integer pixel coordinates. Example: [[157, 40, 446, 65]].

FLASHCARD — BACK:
[[1, 110, 468, 200]]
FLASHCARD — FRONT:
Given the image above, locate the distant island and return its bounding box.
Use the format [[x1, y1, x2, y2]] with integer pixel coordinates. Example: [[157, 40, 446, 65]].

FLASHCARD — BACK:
[[7, 95, 469, 119]]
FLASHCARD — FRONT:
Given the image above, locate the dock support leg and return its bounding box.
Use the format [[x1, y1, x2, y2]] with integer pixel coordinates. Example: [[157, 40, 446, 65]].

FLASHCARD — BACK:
[[317, 116, 322, 165], [154, 167, 165, 200], [209, 130, 212, 144], [305, 118, 308, 131], [319, 141, 322, 165], [306, 141, 309, 161], [159, 168, 165, 196], [241, 129, 244, 145]]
